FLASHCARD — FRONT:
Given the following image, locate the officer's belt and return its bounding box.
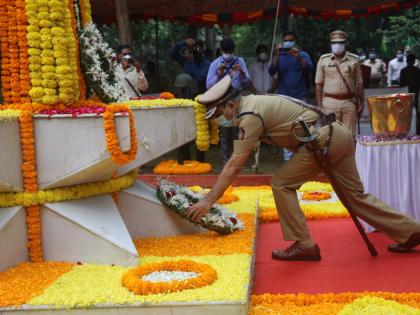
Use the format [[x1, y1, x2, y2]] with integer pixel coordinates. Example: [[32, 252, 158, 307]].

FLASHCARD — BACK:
[[324, 93, 354, 100]]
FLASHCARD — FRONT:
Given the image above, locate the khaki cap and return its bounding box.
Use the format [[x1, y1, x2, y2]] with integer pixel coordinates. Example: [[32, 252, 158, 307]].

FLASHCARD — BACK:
[[197, 76, 235, 119], [330, 30, 348, 43]]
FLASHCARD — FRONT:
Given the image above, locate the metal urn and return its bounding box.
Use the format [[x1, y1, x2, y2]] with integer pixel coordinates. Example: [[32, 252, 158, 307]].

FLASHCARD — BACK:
[[367, 93, 414, 136]]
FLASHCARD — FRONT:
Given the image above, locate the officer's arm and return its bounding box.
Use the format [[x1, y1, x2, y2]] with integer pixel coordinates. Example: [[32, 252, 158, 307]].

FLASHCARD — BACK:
[[186, 151, 251, 222], [316, 84, 323, 108], [315, 60, 324, 107], [205, 151, 250, 204]]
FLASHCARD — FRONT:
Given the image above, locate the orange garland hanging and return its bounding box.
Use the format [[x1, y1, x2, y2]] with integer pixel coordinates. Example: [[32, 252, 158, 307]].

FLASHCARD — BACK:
[[103, 104, 138, 165], [122, 260, 217, 295], [301, 192, 332, 201], [16, 0, 31, 102], [19, 109, 43, 262]]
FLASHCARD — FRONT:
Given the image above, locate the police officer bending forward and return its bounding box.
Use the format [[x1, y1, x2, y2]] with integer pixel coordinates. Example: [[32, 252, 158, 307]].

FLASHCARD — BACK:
[[186, 76, 420, 261]]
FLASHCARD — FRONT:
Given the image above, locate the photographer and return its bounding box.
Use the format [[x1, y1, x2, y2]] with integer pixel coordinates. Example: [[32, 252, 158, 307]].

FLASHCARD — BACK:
[[269, 31, 313, 161], [206, 38, 254, 164], [117, 44, 148, 99], [169, 38, 210, 94]]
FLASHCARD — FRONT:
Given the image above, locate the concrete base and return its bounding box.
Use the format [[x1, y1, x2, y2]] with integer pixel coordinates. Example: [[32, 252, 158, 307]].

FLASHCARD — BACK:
[[0, 303, 247, 315], [118, 180, 203, 238], [0, 206, 28, 271], [42, 195, 138, 266]]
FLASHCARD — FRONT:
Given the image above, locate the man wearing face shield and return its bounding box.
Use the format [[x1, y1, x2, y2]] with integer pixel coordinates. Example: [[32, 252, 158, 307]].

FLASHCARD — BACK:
[[363, 48, 387, 88], [169, 38, 210, 94], [186, 75, 420, 261], [315, 30, 363, 137], [387, 49, 407, 87], [206, 38, 254, 164]]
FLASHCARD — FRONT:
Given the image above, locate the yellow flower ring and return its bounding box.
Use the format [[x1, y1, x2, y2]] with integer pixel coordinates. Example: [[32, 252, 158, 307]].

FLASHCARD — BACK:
[[103, 104, 138, 165], [122, 260, 217, 295], [301, 191, 332, 201]]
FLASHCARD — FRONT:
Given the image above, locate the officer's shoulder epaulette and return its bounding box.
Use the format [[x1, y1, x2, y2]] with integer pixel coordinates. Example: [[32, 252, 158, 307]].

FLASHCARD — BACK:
[[320, 53, 332, 59]]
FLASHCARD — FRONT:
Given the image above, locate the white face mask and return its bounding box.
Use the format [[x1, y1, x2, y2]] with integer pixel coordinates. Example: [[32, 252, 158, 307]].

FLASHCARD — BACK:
[[331, 43, 346, 55], [258, 52, 268, 61], [359, 55, 366, 61], [215, 115, 234, 128], [397, 53, 404, 61], [222, 53, 234, 62]]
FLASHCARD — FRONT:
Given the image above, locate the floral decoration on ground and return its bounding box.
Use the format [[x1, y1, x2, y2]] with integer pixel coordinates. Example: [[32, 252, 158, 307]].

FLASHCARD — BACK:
[[157, 180, 242, 234], [153, 160, 212, 175], [250, 293, 420, 315], [302, 191, 332, 201], [0, 262, 74, 307], [122, 260, 217, 295], [28, 255, 251, 307]]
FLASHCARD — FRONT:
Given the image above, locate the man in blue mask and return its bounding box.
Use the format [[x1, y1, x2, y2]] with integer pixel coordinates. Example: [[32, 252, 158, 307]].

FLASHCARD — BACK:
[[269, 31, 314, 161], [206, 38, 254, 164]]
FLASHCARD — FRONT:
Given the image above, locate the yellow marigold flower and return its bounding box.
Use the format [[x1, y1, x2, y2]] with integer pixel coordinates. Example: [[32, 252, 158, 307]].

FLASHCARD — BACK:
[[58, 79, 73, 88], [28, 48, 42, 56], [27, 32, 41, 41], [27, 17, 39, 26], [43, 88, 56, 96], [38, 0, 49, 6], [27, 25, 40, 33], [30, 72, 42, 79], [39, 20, 52, 28], [31, 79, 43, 87], [42, 65, 55, 73], [53, 50, 67, 59], [40, 42, 53, 50], [42, 80, 57, 89], [43, 95, 59, 104], [29, 56, 42, 65], [29, 87, 44, 99], [40, 34, 52, 42], [51, 26, 65, 36], [37, 12, 50, 20], [58, 94, 73, 103], [42, 72, 56, 80], [41, 56, 55, 65], [50, 12, 63, 21], [40, 28, 51, 35]]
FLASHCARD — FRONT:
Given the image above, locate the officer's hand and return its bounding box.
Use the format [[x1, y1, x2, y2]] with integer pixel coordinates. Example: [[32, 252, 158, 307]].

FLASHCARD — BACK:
[[186, 199, 213, 222], [185, 38, 195, 46], [232, 63, 242, 72]]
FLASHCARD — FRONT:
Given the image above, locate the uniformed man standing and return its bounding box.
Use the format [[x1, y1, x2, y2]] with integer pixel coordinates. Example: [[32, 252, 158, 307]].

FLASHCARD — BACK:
[[187, 75, 420, 261], [363, 48, 387, 88], [315, 30, 363, 137]]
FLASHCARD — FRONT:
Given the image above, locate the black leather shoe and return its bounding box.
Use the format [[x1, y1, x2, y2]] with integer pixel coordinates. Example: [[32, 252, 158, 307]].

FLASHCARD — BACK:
[[272, 242, 321, 261], [388, 232, 420, 253]]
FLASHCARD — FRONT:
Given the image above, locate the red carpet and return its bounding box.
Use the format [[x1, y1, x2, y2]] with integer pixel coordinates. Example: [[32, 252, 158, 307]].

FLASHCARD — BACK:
[[253, 219, 420, 294]]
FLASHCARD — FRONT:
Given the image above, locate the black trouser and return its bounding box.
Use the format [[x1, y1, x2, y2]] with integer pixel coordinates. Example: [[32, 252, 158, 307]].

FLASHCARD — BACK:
[[219, 126, 239, 164]]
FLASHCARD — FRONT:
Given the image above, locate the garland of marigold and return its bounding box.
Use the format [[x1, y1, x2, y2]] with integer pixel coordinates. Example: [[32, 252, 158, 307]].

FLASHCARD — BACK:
[[68, 0, 86, 100], [0, 1, 11, 103], [0, 170, 136, 208], [122, 260, 217, 295], [209, 118, 219, 145], [103, 105, 138, 165], [16, 0, 31, 102], [79, 0, 92, 25], [7, 1, 21, 103], [153, 160, 212, 175], [19, 109, 43, 262], [193, 101, 210, 151]]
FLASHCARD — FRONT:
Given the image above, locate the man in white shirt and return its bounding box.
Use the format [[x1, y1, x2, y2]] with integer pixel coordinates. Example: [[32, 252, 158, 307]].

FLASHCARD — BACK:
[[117, 44, 148, 99], [387, 49, 406, 86], [363, 48, 386, 87], [249, 44, 276, 94]]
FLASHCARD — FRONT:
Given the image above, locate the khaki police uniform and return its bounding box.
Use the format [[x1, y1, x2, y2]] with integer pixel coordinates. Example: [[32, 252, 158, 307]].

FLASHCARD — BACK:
[[363, 58, 387, 87], [232, 94, 420, 246], [315, 52, 362, 137], [315, 30, 362, 137]]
